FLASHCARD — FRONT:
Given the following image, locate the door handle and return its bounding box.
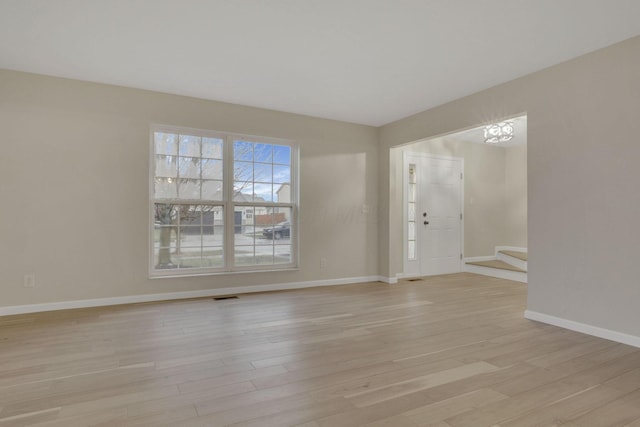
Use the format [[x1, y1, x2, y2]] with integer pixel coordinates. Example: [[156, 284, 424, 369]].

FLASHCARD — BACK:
[[424, 221, 429, 225]]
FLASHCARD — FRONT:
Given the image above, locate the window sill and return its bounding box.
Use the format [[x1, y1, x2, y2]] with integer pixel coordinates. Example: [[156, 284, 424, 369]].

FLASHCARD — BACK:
[[149, 267, 300, 279]]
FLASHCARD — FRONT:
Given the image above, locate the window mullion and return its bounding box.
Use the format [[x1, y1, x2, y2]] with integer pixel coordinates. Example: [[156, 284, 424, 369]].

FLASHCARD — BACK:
[[224, 135, 235, 270]]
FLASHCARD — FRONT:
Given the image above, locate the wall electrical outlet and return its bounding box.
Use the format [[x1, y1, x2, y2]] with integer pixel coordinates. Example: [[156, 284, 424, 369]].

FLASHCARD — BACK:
[[320, 258, 327, 268], [23, 274, 36, 288]]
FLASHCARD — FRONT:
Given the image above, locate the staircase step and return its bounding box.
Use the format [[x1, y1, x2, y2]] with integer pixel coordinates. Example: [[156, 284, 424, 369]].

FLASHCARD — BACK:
[[466, 260, 526, 273], [498, 250, 528, 261]]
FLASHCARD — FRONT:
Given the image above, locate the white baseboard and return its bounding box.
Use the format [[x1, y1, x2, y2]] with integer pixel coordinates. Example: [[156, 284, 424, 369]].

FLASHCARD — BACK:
[[378, 276, 398, 284], [525, 310, 640, 349], [0, 276, 383, 316]]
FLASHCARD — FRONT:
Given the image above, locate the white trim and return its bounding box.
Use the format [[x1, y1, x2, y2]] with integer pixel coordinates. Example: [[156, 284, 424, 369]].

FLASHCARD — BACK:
[[525, 310, 640, 349], [494, 246, 528, 256], [464, 264, 527, 283], [378, 276, 399, 284], [0, 276, 382, 316], [464, 255, 495, 263], [495, 246, 528, 271], [496, 252, 527, 271]]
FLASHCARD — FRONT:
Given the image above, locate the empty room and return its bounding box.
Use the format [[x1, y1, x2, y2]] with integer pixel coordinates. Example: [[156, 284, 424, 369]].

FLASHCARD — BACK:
[[2, 1, 640, 426]]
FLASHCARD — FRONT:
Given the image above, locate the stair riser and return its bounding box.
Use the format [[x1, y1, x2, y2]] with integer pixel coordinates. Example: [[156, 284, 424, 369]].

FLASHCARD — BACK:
[[497, 252, 528, 271], [465, 264, 527, 283]]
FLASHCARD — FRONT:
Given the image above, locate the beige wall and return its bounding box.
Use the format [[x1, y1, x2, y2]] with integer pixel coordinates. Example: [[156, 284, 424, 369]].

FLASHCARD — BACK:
[[380, 36, 640, 337], [399, 137, 526, 258], [0, 70, 379, 307]]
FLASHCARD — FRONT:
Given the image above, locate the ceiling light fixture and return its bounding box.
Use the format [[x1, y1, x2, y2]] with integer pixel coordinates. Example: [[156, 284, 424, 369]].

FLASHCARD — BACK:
[[484, 121, 514, 143]]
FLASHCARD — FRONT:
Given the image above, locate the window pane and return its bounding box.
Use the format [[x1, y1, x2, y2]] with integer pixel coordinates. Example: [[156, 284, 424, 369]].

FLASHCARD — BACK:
[[155, 178, 177, 199], [153, 216, 178, 269], [180, 226, 202, 247], [234, 140, 253, 161], [154, 248, 179, 270], [203, 226, 224, 246], [273, 145, 291, 165], [274, 245, 292, 264], [154, 203, 223, 271], [180, 233, 203, 251], [202, 180, 223, 201], [203, 207, 224, 246], [235, 206, 289, 266], [155, 155, 177, 178], [255, 209, 273, 227], [234, 215, 255, 266], [202, 205, 224, 226], [202, 137, 223, 159], [178, 157, 201, 179], [234, 161, 253, 182], [202, 248, 224, 268], [408, 183, 416, 203], [179, 135, 201, 157], [408, 203, 415, 221], [254, 163, 272, 183], [154, 132, 178, 156], [408, 241, 416, 260], [254, 143, 272, 163], [173, 251, 202, 269], [255, 246, 276, 266], [178, 179, 200, 199], [409, 165, 417, 184], [154, 204, 179, 224], [274, 184, 290, 203], [153, 226, 178, 248], [273, 165, 290, 184], [234, 247, 255, 266], [253, 183, 273, 202], [257, 207, 291, 242], [408, 221, 416, 241], [233, 183, 253, 202], [180, 205, 202, 225], [201, 159, 223, 180]]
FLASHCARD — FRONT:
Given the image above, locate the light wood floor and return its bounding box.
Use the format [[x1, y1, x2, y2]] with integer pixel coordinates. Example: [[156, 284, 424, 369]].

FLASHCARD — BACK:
[[1, 273, 640, 426]]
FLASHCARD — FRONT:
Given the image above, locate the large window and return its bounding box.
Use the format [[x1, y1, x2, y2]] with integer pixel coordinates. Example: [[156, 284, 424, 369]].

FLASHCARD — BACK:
[[150, 126, 297, 277]]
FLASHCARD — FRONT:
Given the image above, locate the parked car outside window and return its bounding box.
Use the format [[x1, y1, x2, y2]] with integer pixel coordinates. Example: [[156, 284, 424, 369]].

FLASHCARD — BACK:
[[262, 222, 290, 239]]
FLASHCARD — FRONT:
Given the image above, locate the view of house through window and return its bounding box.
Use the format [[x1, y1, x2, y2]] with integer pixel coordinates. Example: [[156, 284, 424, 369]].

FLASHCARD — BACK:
[[151, 128, 297, 276]]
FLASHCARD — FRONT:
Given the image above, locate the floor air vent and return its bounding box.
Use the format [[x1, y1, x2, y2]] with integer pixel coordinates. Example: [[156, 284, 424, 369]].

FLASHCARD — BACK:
[[213, 296, 239, 300], [407, 278, 424, 282]]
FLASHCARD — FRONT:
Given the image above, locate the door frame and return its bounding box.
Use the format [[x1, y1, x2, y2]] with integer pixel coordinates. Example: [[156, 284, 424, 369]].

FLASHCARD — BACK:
[[402, 151, 465, 277]]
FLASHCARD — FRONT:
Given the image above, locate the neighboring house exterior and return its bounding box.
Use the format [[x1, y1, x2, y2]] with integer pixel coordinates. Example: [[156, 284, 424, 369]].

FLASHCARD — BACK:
[[276, 184, 290, 203]]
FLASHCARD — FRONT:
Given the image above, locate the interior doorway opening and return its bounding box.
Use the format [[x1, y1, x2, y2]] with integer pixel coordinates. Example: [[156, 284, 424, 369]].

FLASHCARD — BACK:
[[397, 115, 528, 280]]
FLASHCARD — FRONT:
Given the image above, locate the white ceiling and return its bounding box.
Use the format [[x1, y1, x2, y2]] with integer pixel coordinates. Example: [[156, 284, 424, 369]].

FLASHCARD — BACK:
[[1, 1, 640, 126]]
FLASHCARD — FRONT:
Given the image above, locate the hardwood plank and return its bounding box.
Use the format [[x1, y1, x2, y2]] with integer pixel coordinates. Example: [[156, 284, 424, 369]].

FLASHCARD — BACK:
[[561, 387, 640, 426], [345, 361, 500, 408], [403, 388, 508, 425], [498, 385, 625, 427]]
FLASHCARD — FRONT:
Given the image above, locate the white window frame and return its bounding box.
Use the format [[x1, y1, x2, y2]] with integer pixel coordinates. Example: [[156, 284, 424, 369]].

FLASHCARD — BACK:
[[149, 124, 299, 278]]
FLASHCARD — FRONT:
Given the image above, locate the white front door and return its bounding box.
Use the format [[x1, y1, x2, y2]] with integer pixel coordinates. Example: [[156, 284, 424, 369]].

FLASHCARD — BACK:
[[404, 153, 463, 277]]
